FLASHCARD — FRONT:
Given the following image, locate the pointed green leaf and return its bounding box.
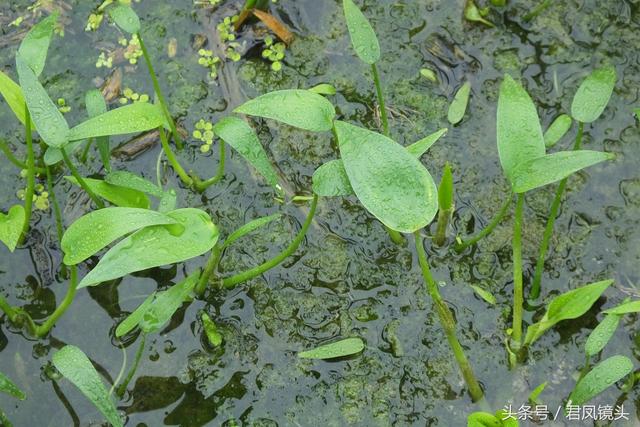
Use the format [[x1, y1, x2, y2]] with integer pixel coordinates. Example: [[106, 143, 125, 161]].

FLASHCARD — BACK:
[[115, 293, 155, 337], [528, 382, 547, 405], [470, 285, 496, 305], [105, 171, 163, 197], [336, 121, 438, 233], [213, 116, 280, 190], [68, 102, 166, 142], [140, 273, 199, 333], [585, 313, 621, 357], [16, 54, 69, 148], [78, 209, 218, 288], [448, 81, 471, 125], [0, 71, 27, 125], [544, 114, 572, 148], [438, 163, 454, 211], [308, 83, 336, 96], [497, 75, 545, 184], [234, 90, 336, 132], [312, 159, 354, 197], [0, 371, 25, 400], [524, 279, 613, 345], [44, 140, 85, 165], [222, 213, 281, 249], [61, 207, 178, 265], [511, 150, 614, 193], [604, 300, 640, 315], [298, 337, 365, 359], [18, 13, 58, 77], [405, 128, 448, 158], [52, 345, 123, 427], [569, 355, 633, 406], [65, 177, 150, 208], [571, 66, 617, 123], [108, 4, 140, 34], [342, 0, 380, 65], [85, 89, 110, 172], [0, 205, 25, 252]]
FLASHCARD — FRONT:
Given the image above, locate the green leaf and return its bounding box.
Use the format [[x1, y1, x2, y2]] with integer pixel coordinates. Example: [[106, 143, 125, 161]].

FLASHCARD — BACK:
[[68, 102, 166, 142], [158, 189, 177, 213], [108, 4, 140, 34], [470, 285, 496, 305], [44, 140, 85, 166], [448, 81, 471, 125], [312, 159, 354, 197], [18, 13, 58, 77], [61, 207, 178, 265], [65, 177, 150, 208], [52, 345, 123, 427], [511, 150, 614, 193], [0, 71, 27, 125], [234, 90, 336, 132], [201, 312, 223, 347], [585, 313, 621, 357], [105, 171, 164, 197], [16, 54, 69, 148], [335, 121, 438, 233], [298, 337, 365, 359], [115, 293, 155, 337], [222, 213, 281, 249], [405, 128, 448, 158], [497, 75, 545, 184], [467, 412, 501, 427], [85, 89, 110, 172], [78, 209, 218, 288], [308, 83, 336, 96], [464, 1, 495, 27], [140, 273, 199, 333], [0, 371, 25, 400], [544, 114, 572, 148], [438, 163, 454, 211], [571, 66, 617, 123], [342, 0, 380, 65], [524, 279, 613, 345], [528, 382, 547, 405], [0, 205, 25, 252], [604, 300, 640, 314], [213, 116, 280, 190], [569, 355, 633, 406]]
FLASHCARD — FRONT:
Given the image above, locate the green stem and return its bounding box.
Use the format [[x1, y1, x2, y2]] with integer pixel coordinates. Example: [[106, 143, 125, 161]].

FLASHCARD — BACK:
[[195, 244, 223, 295], [46, 166, 64, 244], [371, 63, 390, 137], [158, 127, 193, 187], [192, 141, 226, 192], [61, 147, 105, 209], [510, 194, 525, 368], [0, 408, 13, 427], [19, 111, 35, 245], [414, 231, 484, 402], [222, 195, 318, 289], [454, 192, 513, 252], [80, 138, 93, 164], [530, 122, 584, 300], [523, 0, 553, 22], [34, 266, 78, 337], [0, 295, 18, 321], [116, 333, 146, 398], [0, 138, 45, 174], [434, 208, 453, 247], [137, 34, 183, 150]]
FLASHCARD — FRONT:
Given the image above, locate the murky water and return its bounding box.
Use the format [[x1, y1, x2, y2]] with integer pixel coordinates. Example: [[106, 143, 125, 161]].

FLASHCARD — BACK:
[[1, 0, 640, 425]]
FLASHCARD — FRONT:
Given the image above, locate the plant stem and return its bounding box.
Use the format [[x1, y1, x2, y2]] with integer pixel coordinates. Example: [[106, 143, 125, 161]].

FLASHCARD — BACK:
[[137, 33, 183, 150], [80, 138, 93, 164], [46, 165, 67, 276], [35, 266, 78, 337], [510, 193, 525, 368], [0, 295, 18, 321], [530, 122, 584, 300], [19, 111, 35, 245], [414, 231, 484, 402], [0, 138, 45, 174], [0, 408, 12, 427], [222, 195, 318, 289], [454, 192, 513, 252], [371, 63, 390, 137], [61, 147, 105, 209], [195, 244, 222, 295], [192, 141, 226, 192], [116, 333, 146, 398], [158, 127, 193, 187], [434, 208, 453, 247]]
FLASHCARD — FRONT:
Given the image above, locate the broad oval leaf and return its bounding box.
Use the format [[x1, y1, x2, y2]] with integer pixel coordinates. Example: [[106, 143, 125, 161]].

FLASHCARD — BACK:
[[108, 4, 141, 34], [0, 205, 25, 252], [61, 207, 178, 265], [213, 116, 280, 190], [65, 177, 150, 208], [0, 371, 25, 400], [298, 337, 365, 359], [105, 171, 163, 197], [604, 300, 640, 315], [234, 90, 336, 132], [18, 12, 58, 77], [140, 273, 199, 334], [85, 89, 111, 172], [343, 0, 380, 65], [448, 81, 471, 125], [336, 121, 438, 233], [16, 54, 69, 148], [222, 213, 281, 249], [405, 128, 448, 158], [312, 159, 354, 197], [569, 355, 633, 406], [571, 66, 617, 123], [78, 209, 218, 288], [497, 75, 545, 184], [52, 345, 123, 427], [115, 293, 155, 337], [544, 114, 572, 148], [68, 102, 166, 142], [158, 189, 177, 213], [585, 313, 621, 357], [511, 150, 614, 193], [0, 70, 27, 124]]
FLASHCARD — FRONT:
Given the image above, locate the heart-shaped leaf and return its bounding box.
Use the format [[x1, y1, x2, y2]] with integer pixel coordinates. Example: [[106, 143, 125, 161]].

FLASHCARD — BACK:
[[0, 371, 25, 400], [65, 177, 150, 208], [571, 66, 617, 123], [85, 89, 111, 171], [585, 313, 621, 357], [108, 4, 141, 34], [0, 71, 27, 125], [448, 81, 471, 125], [0, 205, 25, 252], [342, 0, 380, 65], [544, 114, 572, 148], [18, 12, 58, 77], [569, 355, 633, 406], [298, 337, 365, 359]]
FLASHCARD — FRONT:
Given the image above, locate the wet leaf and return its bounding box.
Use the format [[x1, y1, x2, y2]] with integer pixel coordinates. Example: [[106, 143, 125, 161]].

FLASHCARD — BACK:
[[544, 114, 572, 148], [234, 90, 335, 132], [44, 140, 85, 166], [65, 177, 150, 208], [213, 117, 280, 190], [201, 312, 223, 347], [298, 337, 365, 359], [312, 159, 354, 197], [524, 280, 613, 345], [438, 163, 454, 211], [222, 213, 281, 249], [140, 273, 199, 333], [308, 83, 336, 96], [511, 150, 614, 193], [61, 207, 178, 265], [470, 285, 496, 305], [0, 205, 25, 252], [604, 300, 640, 315], [0, 371, 25, 400], [18, 12, 58, 77], [569, 355, 633, 406], [52, 345, 123, 427], [68, 102, 166, 142], [78, 209, 218, 288], [585, 313, 621, 357], [16, 54, 69, 148], [105, 171, 164, 198], [85, 89, 110, 172], [342, 0, 380, 65], [448, 81, 471, 125], [405, 128, 448, 158], [335, 121, 438, 233], [108, 4, 140, 34], [115, 293, 155, 337], [571, 66, 617, 123], [158, 189, 177, 213], [497, 75, 545, 185], [0, 71, 27, 125]]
